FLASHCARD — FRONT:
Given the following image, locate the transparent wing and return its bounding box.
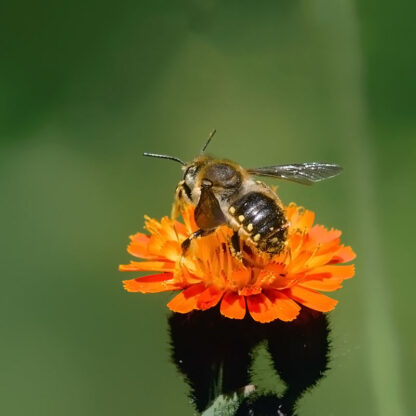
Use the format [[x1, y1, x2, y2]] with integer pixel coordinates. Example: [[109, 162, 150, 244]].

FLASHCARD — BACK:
[[248, 162, 343, 185]]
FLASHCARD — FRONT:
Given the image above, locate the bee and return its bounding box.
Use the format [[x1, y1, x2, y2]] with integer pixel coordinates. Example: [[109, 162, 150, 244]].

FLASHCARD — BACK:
[[144, 130, 342, 256]]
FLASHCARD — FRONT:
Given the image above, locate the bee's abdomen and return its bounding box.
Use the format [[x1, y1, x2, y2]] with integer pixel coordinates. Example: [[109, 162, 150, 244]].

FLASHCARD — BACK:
[[230, 191, 288, 254]]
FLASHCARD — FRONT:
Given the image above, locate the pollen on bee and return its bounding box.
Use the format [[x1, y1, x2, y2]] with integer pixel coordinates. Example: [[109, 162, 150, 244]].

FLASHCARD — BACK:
[[271, 237, 279, 243], [229, 206, 236, 214], [270, 227, 274, 231], [238, 215, 245, 223], [253, 233, 261, 242], [246, 223, 253, 232]]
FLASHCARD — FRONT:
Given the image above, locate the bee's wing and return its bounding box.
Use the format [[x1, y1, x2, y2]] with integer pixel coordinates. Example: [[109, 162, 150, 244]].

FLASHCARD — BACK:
[[248, 163, 343, 186]]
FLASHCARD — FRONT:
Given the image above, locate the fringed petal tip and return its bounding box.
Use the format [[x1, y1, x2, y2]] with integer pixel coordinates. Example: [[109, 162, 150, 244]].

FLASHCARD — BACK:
[[246, 291, 301, 323], [332, 245, 356, 264]]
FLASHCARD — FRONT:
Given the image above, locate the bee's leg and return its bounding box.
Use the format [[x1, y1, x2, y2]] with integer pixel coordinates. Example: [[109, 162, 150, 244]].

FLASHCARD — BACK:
[[171, 181, 187, 219], [230, 231, 243, 261], [181, 228, 215, 254]]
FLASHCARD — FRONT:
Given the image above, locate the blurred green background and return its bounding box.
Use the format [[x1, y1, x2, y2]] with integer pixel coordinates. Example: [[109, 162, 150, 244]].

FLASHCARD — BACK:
[[1, 0, 414, 415]]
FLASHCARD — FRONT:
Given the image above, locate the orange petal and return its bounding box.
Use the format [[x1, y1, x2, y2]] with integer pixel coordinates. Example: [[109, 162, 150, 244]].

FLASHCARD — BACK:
[[173, 221, 188, 236], [309, 225, 341, 243], [220, 292, 246, 319], [158, 241, 182, 262], [307, 264, 355, 280], [144, 216, 163, 235], [285, 204, 299, 222], [160, 216, 182, 241], [305, 251, 339, 269], [247, 293, 299, 323], [148, 236, 180, 259], [286, 205, 314, 231], [119, 260, 175, 273], [262, 263, 285, 274], [123, 273, 180, 293], [167, 283, 206, 313], [246, 294, 274, 323], [231, 268, 252, 288], [127, 233, 160, 259], [196, 286, 224, 310], [299, 277, 344, 292], [181, 205, 198, 234], [287, 286, 337, 312], [286, 232, 305, 259], [257, 264, 292, 289], [264, 289, 301, 321], [330, 246, 356, 264], [239, 286, 262, 296], [295, 209, 315, 231], [301, 237, 340, 259], [287, 251, 310, 271]]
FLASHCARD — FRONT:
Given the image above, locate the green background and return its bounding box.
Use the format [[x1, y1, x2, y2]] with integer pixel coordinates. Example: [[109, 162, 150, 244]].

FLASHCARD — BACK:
[[1, 0, 414, 415]]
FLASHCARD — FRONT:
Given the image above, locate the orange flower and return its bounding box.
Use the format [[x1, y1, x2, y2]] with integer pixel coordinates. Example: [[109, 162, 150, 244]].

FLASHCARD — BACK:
[[119, 204, 355, 323]]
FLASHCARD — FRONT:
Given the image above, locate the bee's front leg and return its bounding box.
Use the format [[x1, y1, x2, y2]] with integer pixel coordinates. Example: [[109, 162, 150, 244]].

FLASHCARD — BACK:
[[181, 228, 215, 254], [171, 181, 187, 219]]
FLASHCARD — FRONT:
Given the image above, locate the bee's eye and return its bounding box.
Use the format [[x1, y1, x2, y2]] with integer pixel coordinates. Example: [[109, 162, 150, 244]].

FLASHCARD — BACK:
[[184, 164, 200, 191], [184, 165, 196, 180]]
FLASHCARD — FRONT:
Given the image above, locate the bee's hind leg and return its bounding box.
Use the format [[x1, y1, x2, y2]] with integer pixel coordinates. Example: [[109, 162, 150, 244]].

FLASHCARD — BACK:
[[181, 228, 215, 254], [230, 231, 243, 261]]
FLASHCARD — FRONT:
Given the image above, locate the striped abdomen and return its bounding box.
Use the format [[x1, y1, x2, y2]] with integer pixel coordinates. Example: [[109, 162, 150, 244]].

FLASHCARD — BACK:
[[229, 191, 288, 254]]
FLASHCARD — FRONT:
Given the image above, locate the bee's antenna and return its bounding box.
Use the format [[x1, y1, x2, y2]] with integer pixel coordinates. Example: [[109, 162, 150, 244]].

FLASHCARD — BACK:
[[201, 129, 216, 153], [143, 152, 186, 166]]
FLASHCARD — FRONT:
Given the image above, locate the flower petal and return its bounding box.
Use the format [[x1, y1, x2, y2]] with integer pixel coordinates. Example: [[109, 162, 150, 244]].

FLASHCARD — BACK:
[[196, 286, 224, 311], [307, 264, 355, 280], [160, 216, 183, 241], [239, 286, 262, 296], [264, 289, 301, 321], [295, 209, 315, 231], [123, 273, 180, 293], [246, 294, 275, 323], [257, 263, 295, 289], [309, 225, 341, 243], [167, 283, 206, 313], [285, 204, 299, 222], [148, 237, 180, 260], [128, 233, 160, 259], [286, 205, 314, 231], [287, 286, 337, 312], [231, 268, 252, 288], [157, 241, 182, 262], [220, 292, 246, 319], [299, 277, 344, 292], [305, 251, 339, 269], [330, 246, 356, 264], [247, 292, 300, 323], [119, 260, 175, 273], [173, 221, 188, 237], [181, 205, 198, 234]]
